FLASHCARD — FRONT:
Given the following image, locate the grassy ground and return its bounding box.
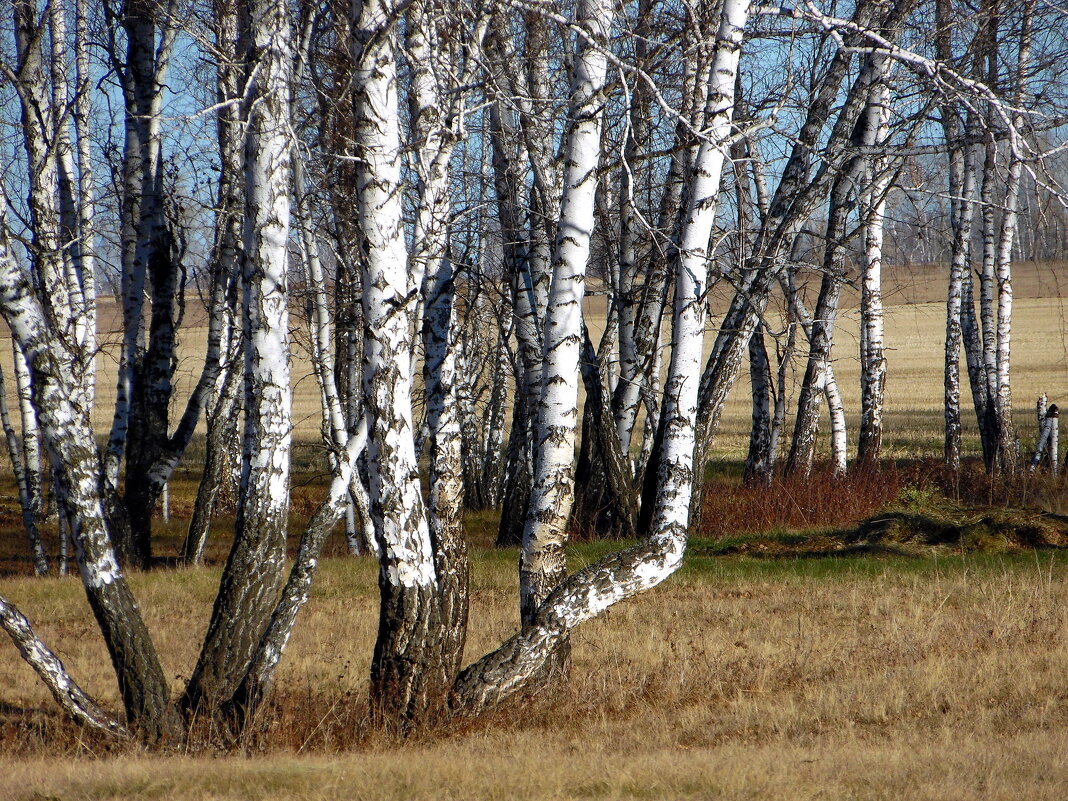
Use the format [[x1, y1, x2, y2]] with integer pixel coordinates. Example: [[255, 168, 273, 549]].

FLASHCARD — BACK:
[[2, 543, 1068, 799]]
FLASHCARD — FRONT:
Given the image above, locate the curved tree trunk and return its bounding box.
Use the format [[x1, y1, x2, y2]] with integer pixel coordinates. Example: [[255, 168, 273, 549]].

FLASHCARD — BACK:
[[519, 0, 613, 622], [0, 188, 179, 742], [456, 0, 751, 712]]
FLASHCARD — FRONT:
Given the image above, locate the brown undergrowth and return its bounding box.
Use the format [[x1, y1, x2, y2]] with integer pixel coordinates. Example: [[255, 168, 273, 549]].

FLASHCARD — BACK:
[[696, 457, 1068, 540]]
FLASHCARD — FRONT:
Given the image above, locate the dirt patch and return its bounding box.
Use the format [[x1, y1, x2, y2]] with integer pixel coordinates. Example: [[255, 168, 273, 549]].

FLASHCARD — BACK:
[[694, 496, 1068, 559], [852, 505, 1068, 552]]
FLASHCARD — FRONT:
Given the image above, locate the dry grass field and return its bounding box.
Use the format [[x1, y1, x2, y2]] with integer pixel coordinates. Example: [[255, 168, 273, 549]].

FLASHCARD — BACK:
[[4, 260, 1067, 459], [1, 260, 1068, 799], [2, 548, 1068, 799]]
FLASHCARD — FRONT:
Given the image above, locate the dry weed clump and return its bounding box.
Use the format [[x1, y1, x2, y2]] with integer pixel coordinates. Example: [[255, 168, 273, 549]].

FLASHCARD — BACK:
[[696, 463, 910, 538]]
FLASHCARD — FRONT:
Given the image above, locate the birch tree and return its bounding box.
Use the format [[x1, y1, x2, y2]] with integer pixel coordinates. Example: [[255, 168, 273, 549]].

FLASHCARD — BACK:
[[183, 0, 294, 716], [519, 0, 613, 622], [857, 81, 893, 465], [348, 0, 458, 724]]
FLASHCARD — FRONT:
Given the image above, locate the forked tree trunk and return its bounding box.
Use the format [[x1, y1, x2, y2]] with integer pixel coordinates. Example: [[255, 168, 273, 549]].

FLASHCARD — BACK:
[[455, 0, 752, 713], [350, 0, 455, 727], [410, 0, 475, 700], [0, 188, 179, 742], [229, 421, 371, 723], [787, 49, 890, 478], [652, 0, 904, 532]]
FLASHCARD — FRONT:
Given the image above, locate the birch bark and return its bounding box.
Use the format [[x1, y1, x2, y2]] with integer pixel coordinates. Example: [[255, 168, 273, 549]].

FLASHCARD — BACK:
[[936, 0, 979, 474], [350, 0, 452, 726], [0, 361, 47, 573], [183, 0, 293, 716], [857, 85, 892, 464], [0, 187, 178, 741], [456, 0, 751, 712], [520, 0, 613, 622], [409, 0, 476, 696]]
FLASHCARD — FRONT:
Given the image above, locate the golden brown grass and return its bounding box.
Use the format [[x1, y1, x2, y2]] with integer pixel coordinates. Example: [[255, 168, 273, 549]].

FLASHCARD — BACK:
[[2, 546, 1068, 799]]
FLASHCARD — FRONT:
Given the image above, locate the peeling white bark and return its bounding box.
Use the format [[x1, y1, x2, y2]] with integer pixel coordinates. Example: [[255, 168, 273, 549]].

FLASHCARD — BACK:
[[456, 0, 751, 713], [521, 0, 613, 622], [0, 595, 128, 737], [352, 0, 435, 593], [655, 0, 750, 533], [184, 0, 293, 714], [858, 83, 891, 464]]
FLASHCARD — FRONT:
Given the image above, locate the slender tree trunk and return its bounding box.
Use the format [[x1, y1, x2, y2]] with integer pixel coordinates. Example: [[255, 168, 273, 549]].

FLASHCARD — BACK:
[[520, 0, 613, 622], [0, 361, 48, 573], [183, 0, 293, 718], [11, 342, 43, 536], [942, 135, 979, 474], [990, 0, 1035, 474], [857, 165, 890, 461], [182, 342, 242, 565], [613, 0, 653, 458], [744, 327, 773, 485], [857, 81, 891, 465]]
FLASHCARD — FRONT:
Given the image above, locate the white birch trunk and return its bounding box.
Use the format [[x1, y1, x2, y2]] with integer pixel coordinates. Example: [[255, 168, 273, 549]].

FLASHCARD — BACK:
[[991, 0, 1035, 470], [48, 0, 93, 397], [858, 84, 891, 465], [520, 0, 613, 622], [12, 342, 42, 527], [352, 0, 432, 585], [942, 134, 979, 473], [350, 0, 457, 725], [72, 0, 98, 378], [652, 0, 749, 536], [0, 361, 47, 573], [613, 0, 653, 457], [0, 595, 126, 736], [184, 0, 293, 714], [0, 185, 177, 740]]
